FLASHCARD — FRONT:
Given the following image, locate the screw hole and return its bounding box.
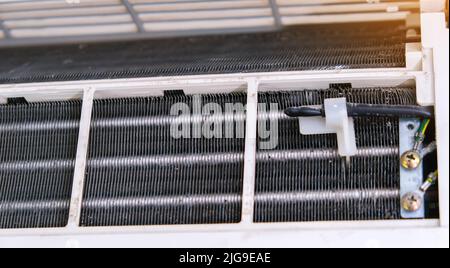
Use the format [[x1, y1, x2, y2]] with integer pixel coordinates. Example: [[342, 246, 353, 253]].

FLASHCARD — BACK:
[[407, 124, 415, 130]]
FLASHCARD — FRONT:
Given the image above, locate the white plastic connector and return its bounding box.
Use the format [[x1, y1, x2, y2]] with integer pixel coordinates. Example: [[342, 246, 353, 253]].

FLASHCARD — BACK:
[[324, 98, 358, 157], [298, 98, 357, 157]]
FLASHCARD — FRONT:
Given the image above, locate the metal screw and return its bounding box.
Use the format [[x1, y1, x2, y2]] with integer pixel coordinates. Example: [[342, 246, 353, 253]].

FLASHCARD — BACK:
[[401, 192, 423, 212], [400, 150, 421, 170]]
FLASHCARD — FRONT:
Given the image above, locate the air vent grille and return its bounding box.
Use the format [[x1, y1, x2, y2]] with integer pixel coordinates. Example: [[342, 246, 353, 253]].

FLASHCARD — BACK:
[[0, 0, 418, 47]]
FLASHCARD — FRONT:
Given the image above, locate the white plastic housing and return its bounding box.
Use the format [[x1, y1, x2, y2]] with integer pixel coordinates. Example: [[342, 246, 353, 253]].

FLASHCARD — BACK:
[[0, 11, 448, 248]]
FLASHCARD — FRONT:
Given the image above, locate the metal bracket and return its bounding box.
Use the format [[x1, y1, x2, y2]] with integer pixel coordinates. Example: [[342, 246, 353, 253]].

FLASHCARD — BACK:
[[399, 118, 425, 219]]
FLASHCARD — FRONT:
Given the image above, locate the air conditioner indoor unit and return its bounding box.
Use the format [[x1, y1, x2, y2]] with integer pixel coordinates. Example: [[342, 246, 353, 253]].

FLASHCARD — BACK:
[[0, 0, 448, 248]]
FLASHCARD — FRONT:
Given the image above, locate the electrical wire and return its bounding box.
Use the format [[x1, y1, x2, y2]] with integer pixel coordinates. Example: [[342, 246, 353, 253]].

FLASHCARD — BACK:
[[284, 107, 323, 117], [413, 118, 432, 150], [419, 118, 431, 135], [420, 170, 438, 192], [285, 103, 434, 118], [421, 141, 437, 157], [347, 103, 434, 118]]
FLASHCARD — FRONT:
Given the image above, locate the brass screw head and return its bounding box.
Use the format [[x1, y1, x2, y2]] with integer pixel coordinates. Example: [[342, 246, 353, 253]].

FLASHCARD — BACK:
[[401, 150, 422, 170], [401, 192, 423, 212]]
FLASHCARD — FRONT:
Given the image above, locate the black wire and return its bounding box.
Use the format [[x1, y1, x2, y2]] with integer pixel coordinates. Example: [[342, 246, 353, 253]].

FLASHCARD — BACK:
[[285, 107, 323, 117], [347, 103, 434, 118], [284, 103, 434, 118]]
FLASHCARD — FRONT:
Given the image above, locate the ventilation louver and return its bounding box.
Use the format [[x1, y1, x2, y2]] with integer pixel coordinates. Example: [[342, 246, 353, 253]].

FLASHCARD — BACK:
[[0, 0, 418, 47]]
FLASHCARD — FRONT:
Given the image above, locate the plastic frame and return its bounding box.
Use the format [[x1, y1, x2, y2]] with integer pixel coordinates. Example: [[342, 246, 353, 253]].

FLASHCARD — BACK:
[[0, 12, 448, 248]]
